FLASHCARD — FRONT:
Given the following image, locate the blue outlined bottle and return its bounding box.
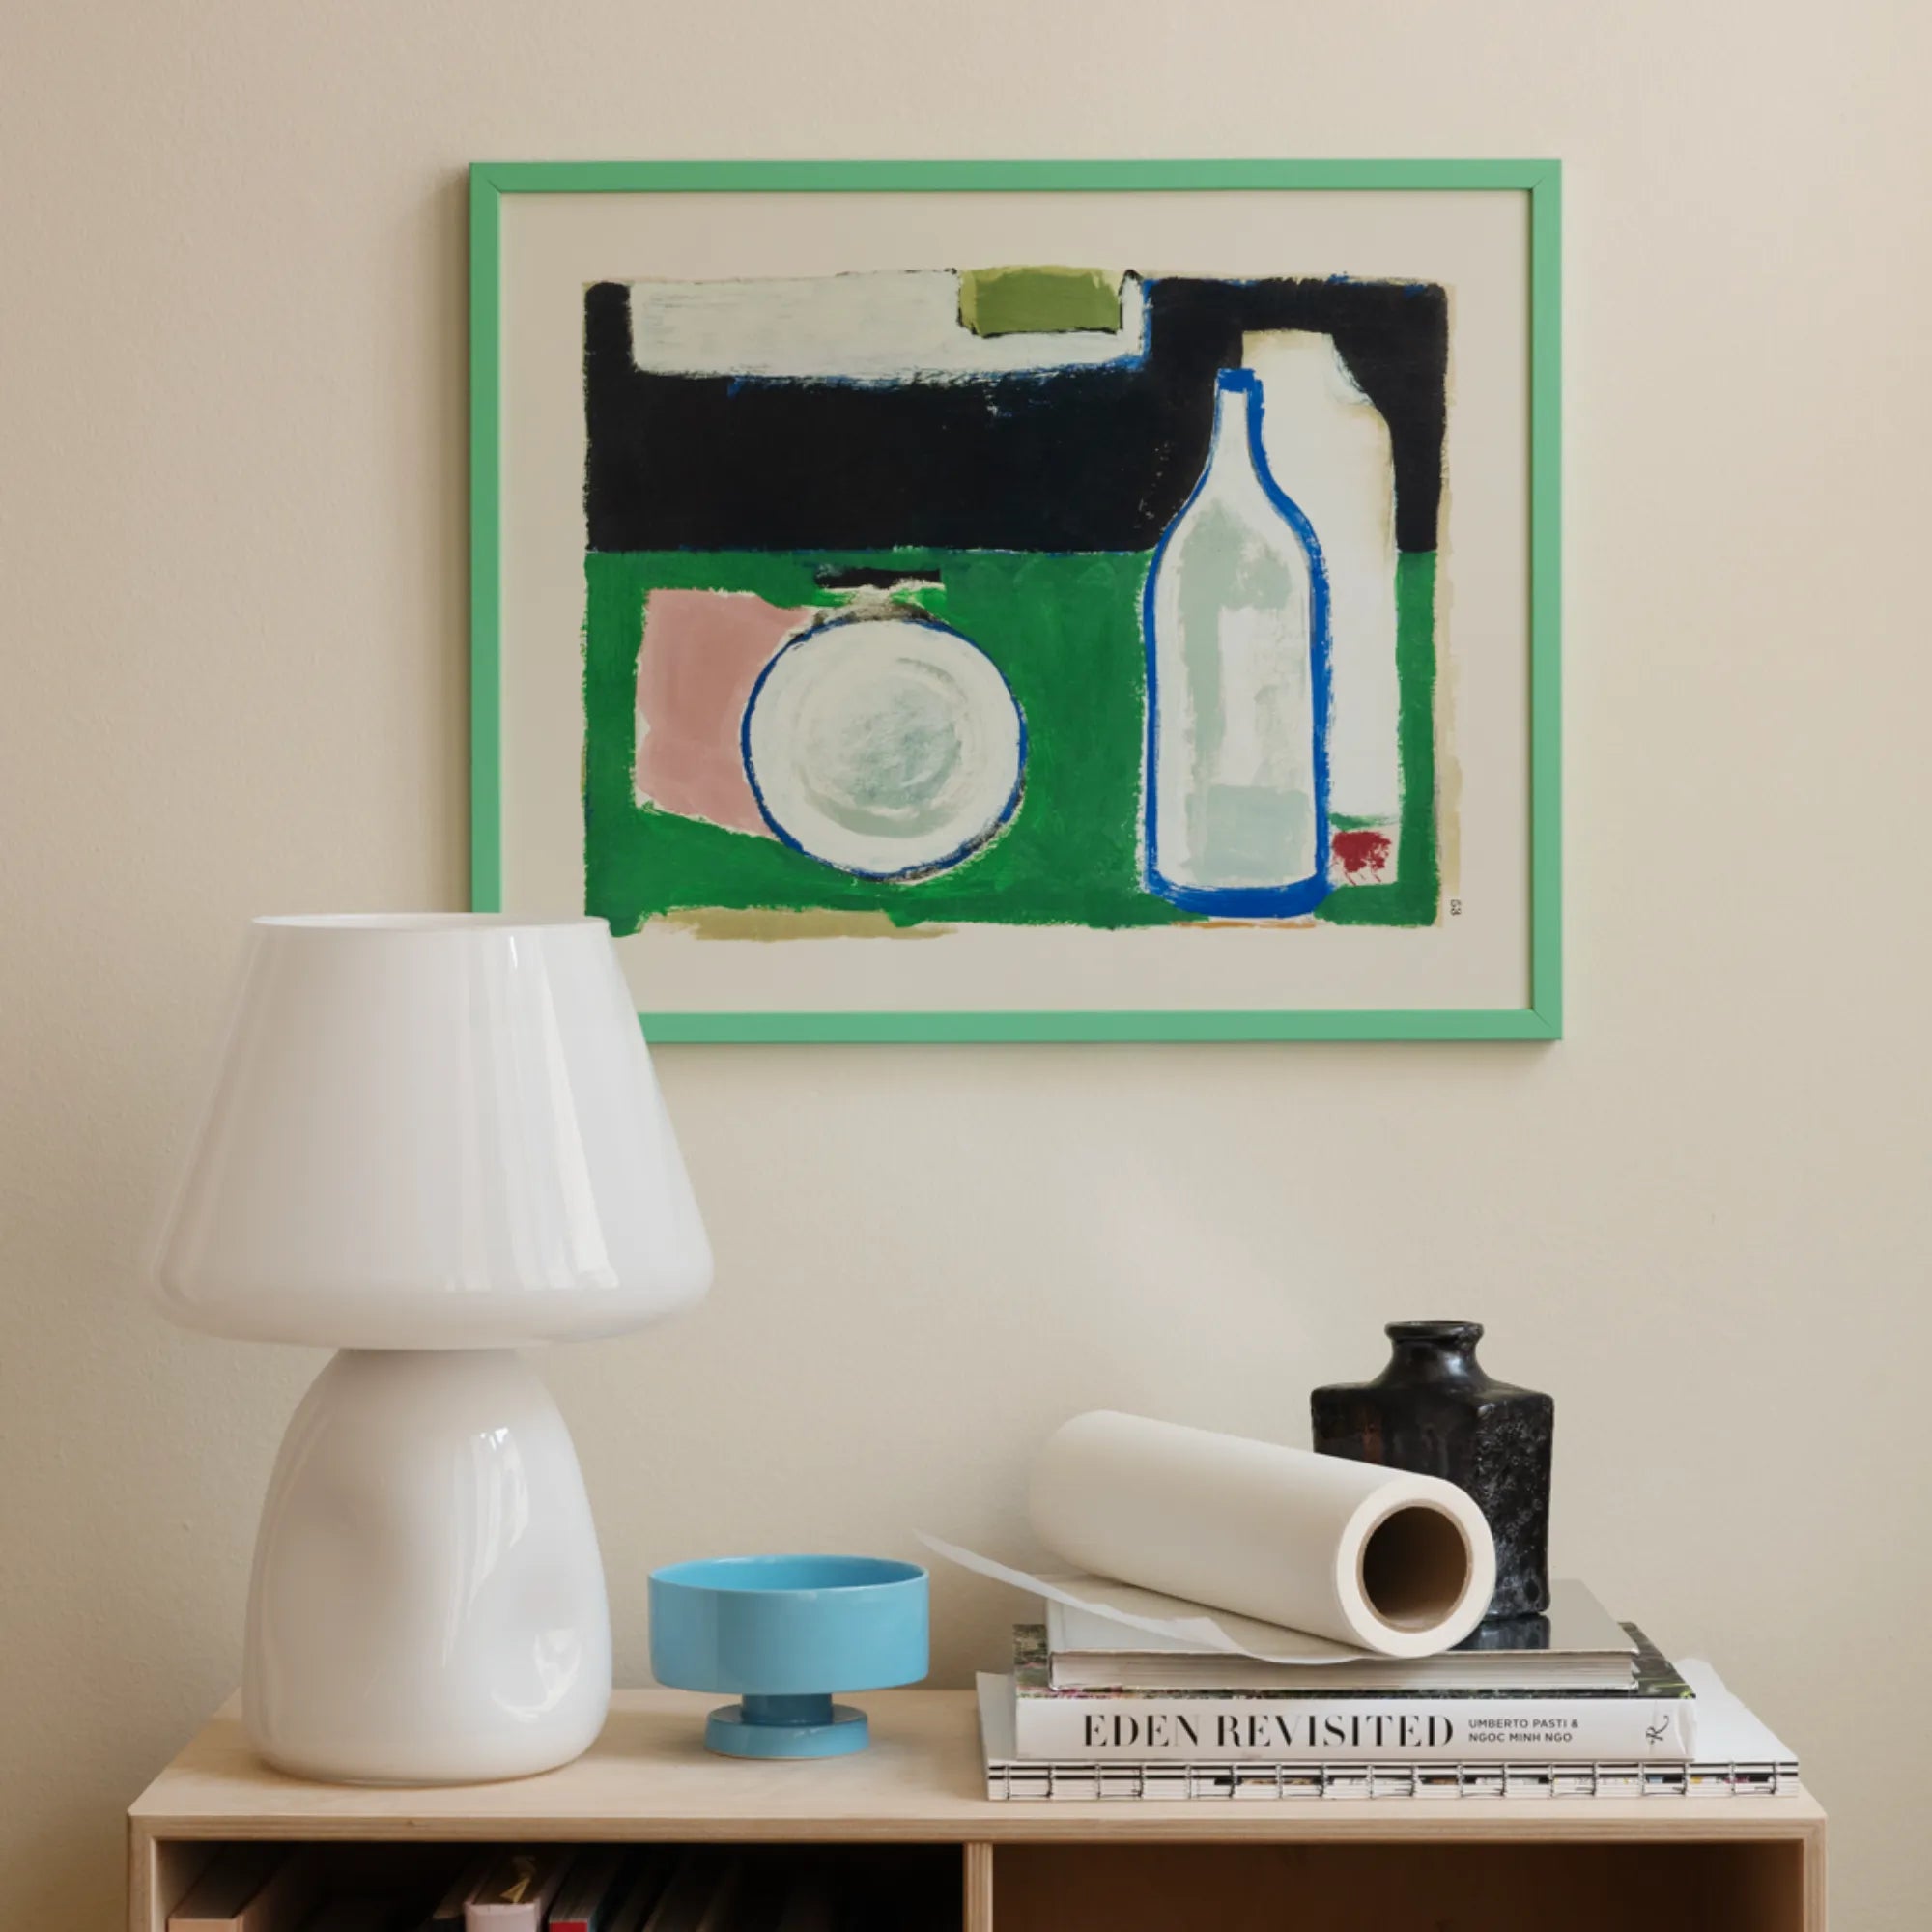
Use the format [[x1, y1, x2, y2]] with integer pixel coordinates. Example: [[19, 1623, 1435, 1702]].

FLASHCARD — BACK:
[[1144, 368, 1331, 917]]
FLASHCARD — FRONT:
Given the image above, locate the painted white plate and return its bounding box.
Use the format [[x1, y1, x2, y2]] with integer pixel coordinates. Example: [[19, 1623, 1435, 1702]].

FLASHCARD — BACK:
[[743, 613, 1025, 879]]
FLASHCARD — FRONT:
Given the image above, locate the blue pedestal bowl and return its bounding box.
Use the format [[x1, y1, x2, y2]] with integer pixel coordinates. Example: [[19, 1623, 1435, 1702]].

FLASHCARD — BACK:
[[648, 1554, 929, 1759]]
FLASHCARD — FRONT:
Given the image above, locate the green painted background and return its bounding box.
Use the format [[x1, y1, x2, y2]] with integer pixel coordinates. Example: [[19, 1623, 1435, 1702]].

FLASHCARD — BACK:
[[583, 549, 1438, 936]]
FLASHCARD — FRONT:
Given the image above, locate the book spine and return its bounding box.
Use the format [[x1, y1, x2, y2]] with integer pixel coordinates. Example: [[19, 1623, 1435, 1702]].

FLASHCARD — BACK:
[[1011, 1691, 1694, 1761]]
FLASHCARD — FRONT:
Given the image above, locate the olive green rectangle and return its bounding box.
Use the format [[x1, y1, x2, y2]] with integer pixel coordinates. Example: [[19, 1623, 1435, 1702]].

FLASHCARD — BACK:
[[958, 266, 1122, 337]]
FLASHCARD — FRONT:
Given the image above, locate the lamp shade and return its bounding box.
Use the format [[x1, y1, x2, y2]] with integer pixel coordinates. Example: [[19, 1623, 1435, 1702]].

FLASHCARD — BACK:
[[154, 914, 712, 1348]]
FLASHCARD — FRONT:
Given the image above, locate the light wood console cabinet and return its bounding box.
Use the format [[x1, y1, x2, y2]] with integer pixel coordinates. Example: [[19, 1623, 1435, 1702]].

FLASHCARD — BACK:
[[130, 1690, 1825, 1931]]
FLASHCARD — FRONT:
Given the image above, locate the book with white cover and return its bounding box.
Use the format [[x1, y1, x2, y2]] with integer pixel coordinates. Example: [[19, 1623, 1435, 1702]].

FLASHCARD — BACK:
[[465, 1852, 572, 1932], [1013, 1622, 1692, 1761], [977, 1662, 1799, 1800], [1047, 1577, 1635, 1692]]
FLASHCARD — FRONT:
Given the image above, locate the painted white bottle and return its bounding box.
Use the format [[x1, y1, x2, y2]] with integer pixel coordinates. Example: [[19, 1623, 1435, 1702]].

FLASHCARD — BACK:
[[1144, 368, 1330, 915], [1244, 329, 1401, 831]]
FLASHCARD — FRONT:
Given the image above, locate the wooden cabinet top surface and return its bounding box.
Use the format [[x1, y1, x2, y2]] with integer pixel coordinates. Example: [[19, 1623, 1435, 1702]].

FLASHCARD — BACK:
[[129, 1690, 1823, 1846]]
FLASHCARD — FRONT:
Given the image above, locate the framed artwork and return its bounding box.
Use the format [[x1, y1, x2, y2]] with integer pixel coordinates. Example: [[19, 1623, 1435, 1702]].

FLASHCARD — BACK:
[[471, 159, 1560, 1041]]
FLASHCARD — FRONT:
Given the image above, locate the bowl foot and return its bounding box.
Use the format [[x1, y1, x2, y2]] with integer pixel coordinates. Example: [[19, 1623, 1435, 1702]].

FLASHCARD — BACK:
[[705, 1694, 869, 1758]]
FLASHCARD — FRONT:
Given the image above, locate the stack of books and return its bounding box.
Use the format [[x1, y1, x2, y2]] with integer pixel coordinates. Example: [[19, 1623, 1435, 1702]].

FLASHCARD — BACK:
[[168, 1845, 846, 1932], [977, 1579, 1800, 1800]]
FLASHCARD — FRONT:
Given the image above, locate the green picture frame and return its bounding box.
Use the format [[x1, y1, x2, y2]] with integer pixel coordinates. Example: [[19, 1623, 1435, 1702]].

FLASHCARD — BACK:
[[469, 159, 1561, 1043]]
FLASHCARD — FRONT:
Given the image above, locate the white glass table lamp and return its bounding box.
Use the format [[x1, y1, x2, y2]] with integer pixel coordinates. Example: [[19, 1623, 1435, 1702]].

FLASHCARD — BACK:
[[152, 914, 712, 1784]]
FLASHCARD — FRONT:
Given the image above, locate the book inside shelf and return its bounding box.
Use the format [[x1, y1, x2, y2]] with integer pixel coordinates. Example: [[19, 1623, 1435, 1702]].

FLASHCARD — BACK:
[[153, 1844, 962, 1932]]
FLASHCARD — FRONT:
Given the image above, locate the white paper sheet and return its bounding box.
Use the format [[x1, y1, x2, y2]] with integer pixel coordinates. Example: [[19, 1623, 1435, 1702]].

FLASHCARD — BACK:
[[918, 1535, 1368, 1663]]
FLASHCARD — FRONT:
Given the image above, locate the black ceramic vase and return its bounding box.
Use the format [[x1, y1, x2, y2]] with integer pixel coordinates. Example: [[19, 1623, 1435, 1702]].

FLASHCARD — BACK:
[[1310, 1321, 1553, 1623]]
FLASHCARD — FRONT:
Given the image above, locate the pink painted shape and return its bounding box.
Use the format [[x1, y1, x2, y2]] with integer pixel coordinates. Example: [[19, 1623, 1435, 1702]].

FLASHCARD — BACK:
[[634, 589, 813, 835]]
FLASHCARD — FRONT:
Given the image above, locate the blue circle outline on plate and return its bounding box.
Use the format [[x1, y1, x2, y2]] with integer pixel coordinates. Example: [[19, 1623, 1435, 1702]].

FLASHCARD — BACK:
[[739, 610, 1028, 882]]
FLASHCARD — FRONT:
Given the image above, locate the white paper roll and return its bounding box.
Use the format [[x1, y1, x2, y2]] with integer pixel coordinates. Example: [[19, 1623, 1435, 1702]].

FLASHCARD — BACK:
[[1028, 1411, 1495, 1658]]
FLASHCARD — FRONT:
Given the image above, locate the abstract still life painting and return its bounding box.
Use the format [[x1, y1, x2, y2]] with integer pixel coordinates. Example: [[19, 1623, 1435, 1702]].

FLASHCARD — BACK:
[[474, 162, 1560, 1039]]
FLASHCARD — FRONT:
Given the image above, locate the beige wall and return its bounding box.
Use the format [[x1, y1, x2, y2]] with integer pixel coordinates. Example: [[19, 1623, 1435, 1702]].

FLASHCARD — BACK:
[[3, 2, 1927, 1924]]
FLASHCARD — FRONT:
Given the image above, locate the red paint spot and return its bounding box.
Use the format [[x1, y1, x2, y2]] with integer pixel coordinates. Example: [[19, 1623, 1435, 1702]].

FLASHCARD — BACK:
[[1333, 830, 1393, 877]]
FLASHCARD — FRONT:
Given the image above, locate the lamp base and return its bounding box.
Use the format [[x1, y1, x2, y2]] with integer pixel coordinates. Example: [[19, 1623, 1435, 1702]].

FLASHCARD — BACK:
[[242, 1349, 611, 1784]]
